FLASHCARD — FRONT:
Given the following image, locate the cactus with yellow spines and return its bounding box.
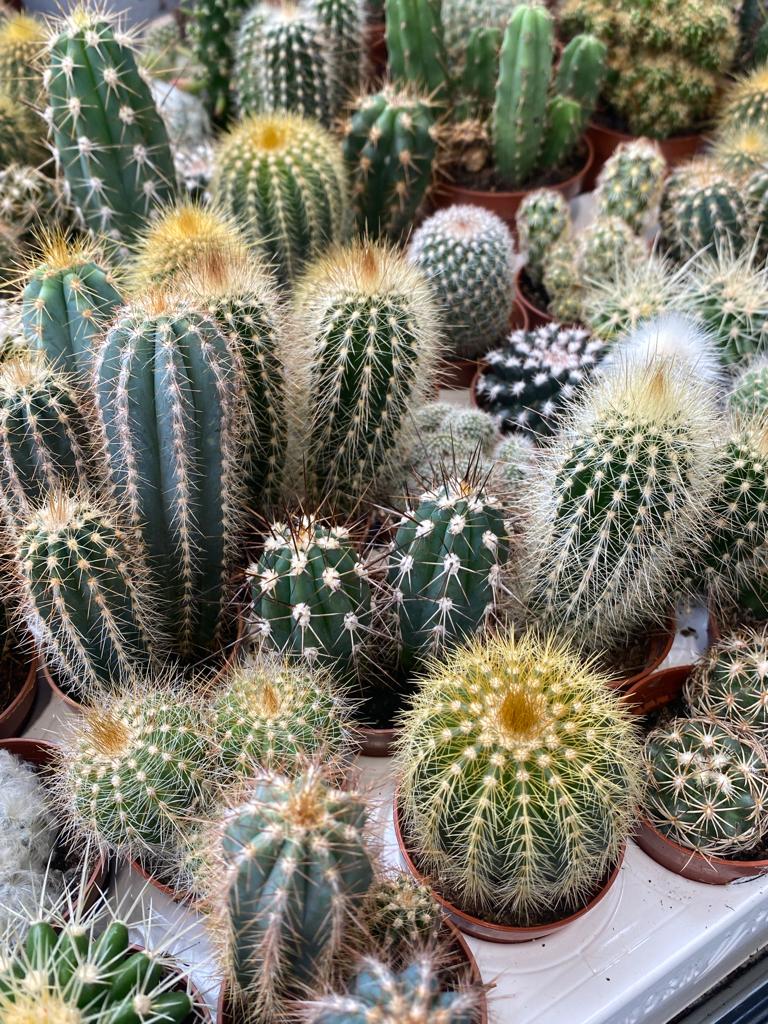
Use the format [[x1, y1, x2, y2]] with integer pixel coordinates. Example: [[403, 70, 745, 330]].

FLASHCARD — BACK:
[[594, 138, 667, 233], [660, 159, 751, 259], [685, 628, 768, 741], [362, 874, 442, 954], [515, 188, 570, 288], [0, 91, 45, 168], [584, 253, 685, 342], [712, 124, 768, 179], [719, 62, 768, 130], [0, 13, 46, 105], [396, 630, 642, 924]]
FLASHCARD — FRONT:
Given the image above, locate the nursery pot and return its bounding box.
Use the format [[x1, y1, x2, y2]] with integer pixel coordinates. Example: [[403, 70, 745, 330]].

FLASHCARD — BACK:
[[606, 614, 676, 691], [514, 267, 554, 329], [128, 854, 195, 906], [437, 301, 529, 393], [585, 119, 704, 190], [393, 797, 624, 943], [366, 20, 387, 79], [358, 722, 399, 758], [0, 650, 38, 738]]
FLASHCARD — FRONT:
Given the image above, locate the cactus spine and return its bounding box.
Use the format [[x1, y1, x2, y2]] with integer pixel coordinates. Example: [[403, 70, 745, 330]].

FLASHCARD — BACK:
[[0, 91, 45, 168], [730, 358, 768, 417], [0, 14, 46, 105], [0, 164, 63, 239], [362, 875, 442, 953], [685, 629, 768, 741]]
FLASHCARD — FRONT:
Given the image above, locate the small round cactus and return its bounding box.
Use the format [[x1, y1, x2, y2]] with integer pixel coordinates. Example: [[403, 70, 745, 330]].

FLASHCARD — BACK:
[[594, 138, 667, 233], [730, 357, 768, 417], [404, 404, 500, 486], [584, 253, 685, 342], [643, 716, 768, 856], [712, 123, 768, 179], [685, 629, 768, 741], [0, 91, 44, 167], [408, 204, 515, 358], [720, 63, 768, 130], [362, 874, 442, 953], [515, 188, 570, 288], [660, 159, 750, 259]]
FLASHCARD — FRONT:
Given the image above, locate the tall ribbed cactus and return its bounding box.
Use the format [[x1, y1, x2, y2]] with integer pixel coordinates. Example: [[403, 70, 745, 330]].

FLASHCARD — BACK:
[[187, 0, 251, 125], [685, 629, 768, 741], [314, 0, 365, 111], [386, 0, 451, 103], [45, 5, 177, 243], [93, 294, 246, 660]]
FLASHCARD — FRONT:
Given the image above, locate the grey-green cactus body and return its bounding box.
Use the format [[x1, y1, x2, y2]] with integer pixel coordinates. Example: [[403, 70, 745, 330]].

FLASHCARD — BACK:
[[731, 360, 768, 416], [516, 189, 570, 288], [661, 161, 750, 259], [685, 629, 768, 740], [594, 139, 667, 232]]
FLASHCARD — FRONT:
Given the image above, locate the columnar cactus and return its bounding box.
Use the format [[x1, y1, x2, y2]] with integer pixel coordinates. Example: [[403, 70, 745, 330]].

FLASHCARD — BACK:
[[0, 164, 63, 238], [187, 0, 251, 124], [396, 630, 641, 923], [685, 629, 768, 741], [45, 4, 177, 244], [594, 139, 667, 233], [362, 875, 442, 953], [643, 716, 768, 856], [293, 241, 441, 505], [389, 477, 508, 669], [314, 0, 366, 112], [0, 14, 45, 105], [385, 0, 451, 103], [584, 254, 684, 342], [93, 294, 247, 660], [442, 0, 515, 77], [516, 188, 570, 288], [212, 112, 348, 287], [408, 205, 515, 358], [343, 86, 437, 242], [730, 357, 768, 416], [660, 159, 750, 259], [0, 91, 45, 167]]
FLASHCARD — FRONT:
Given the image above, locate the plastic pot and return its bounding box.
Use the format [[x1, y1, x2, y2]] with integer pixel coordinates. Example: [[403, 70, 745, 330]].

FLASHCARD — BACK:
[[514, 267, 553, 329], [585, 119, 704, 190], [0, 652, 38, 738], [358, 723, 399, 758], [607, 615, 676, 691]]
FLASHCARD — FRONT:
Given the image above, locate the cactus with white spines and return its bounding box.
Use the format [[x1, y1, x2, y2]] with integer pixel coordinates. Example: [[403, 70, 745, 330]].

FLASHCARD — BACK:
[[362, 874, 442, 953], [187, 0, 251, 125], [643, 715, 768, 856], [396, 630, 641, 923], [0, 13, 46, 105], [404, 404, 499, 487], [660, 159, 751, 259], [0, 164, 63, 239], [584, 253, 685, 342], [598, 313, 724, 387], [515, 188, 570, 288], [730, 358, 768, 416], [313, 0, 366, 111], [44, 4, 177, 244], [490, 433, 535, 497], [408, 205, 515, 358], [685, 629, 768, 741], [594, 138, 667, 233]]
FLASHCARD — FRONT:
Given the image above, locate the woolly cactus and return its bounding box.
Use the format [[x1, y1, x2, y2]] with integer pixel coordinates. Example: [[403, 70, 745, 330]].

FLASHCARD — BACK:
[[45, 5, 177, 244], [0, 91, 45, 168], [408, 205, 514, 358], [712, 124, 768, 179], [475, 323, 605, 435], [516, 189, 570, 288], [730, 358, 768, 416], [386, 0, 451, 103], [389, 477, 508, 669], [720, 62, 768, 130], [213, 112, 348, 287], [396, 630, 641, 923], [174, 141, 215, 200], [598, 313, 723, 385], [643, 716, 768, 856], [294, 241, 441, 505], [0, 164, 63, 238], [0, 14, 45, 105], [362, 875, 442, 953], [660, 159, 750, 259], [343, 87, 437, 242], [249, 516, 372, 678], [686, 629, 768, 740], [187, 0, 251, 124], [584, 253, 684, 342], [594, 139, 667, 233]]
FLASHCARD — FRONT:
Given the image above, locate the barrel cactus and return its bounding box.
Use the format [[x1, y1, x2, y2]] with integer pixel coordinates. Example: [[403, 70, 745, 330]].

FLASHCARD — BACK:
[[712, 123, 768, 179], [0, 13, 46, 104], [730, 357, 768, 416], [584, 253, 685, 342], [314, 0, 366, 112], [594, 138, 667, 233], [720, 61, 768, 130], [685, 629, 768, 741], [0, 164, 64, 239], [597, 313, 723, 385], [362, 874, 442, 953], [660, 159, 750, 259], [516, 188, 570, 288]]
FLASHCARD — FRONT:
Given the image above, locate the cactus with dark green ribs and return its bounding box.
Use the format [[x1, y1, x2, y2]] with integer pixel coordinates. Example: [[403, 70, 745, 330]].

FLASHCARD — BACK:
[[0, 91, 45, 168], [204, 766, 374, 1019], [22, 233, 123, 380], [0, 164, 64, 239], [685, 629, 768, 741], [475, 323, 605, 435], [16, 494, 157, 697], [730, 358, 768, 416], [385, 0, 452, 103], [396, 630, 641, 924], [516, 188, 570, 288], [660, 159, 750, 259], [594, 139, 667, 233], [93, 294, 246, 661], [343, 86, 437, 242], [408, 204, 515, 358], [213, 111, 348, 287], [249, 516, 372, 679], [643, 716, 768, 856], [362, 874, 442, 953], [45, 5, 177, 244], [455, 25, 501, 119], [0, 13, 46, 105], [187, 0, 251, 125], [314, 0, 366, 112], [294, 241, 441, 505]]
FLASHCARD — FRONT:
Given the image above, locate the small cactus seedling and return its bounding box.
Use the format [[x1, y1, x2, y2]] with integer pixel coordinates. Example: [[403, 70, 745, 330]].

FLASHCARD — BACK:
[[362, 874, 442, 954], [594, 138, 667, 232], [685, 629, 768, 741], [516, 188, 570, 288], [730, 357, 768, 417]]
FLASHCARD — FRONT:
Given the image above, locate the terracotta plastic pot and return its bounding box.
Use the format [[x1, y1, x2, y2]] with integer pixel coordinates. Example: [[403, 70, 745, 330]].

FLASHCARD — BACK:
[[366, 20, 387, 79], [433, 137, 594, 230], [514, 267, 553, 329], [0, 653, 38, 738], [606, 615, 676, 691], [585, 119, 704, 190], [509, 296, 529, 331], [358, 723, 399, 758], [128, 855, 194, 905], [394, 797, 624, 942]]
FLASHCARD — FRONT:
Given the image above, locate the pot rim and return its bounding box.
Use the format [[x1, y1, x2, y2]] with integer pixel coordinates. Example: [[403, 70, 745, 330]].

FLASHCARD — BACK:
[[0, 651, 39, 730]]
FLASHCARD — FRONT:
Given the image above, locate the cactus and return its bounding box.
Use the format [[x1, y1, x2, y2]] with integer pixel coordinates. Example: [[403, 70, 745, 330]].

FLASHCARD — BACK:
[[212, 654, 353, 779], [516, 189, 570, 289], [385, 0, 451, 103], [0, 91, 45, 168], [362, 875, 442, 953], [0, 222, 20, 296], [15, 493, 157, 697], [45, 5, 177, 244], [204, 766, 374, 1018], [584, 253, 685, 342], [0, 164, 64, 239], [730, 357, 768, 417], [685, 629, 768, 741], [187, 0, 251, 125], [642, 715, 768, 856], [711, 124, 768, 179], [93, 293, 247, 661], [404, 404, 500, 486], [594, 139, 667, 233], [475, 323, 605, 435], [0, 13, 45, 105], [22, 232, 123, 380], [293, 241, 441, 505], [720, 62, 768, 130], [660, 159, 750, 259], [212, 111, 348, 287], [396, 630, 641, 923], [249, 515, 372, 679], [408, 204, 515, 358], [746, 165, 768, 259], [598, 312, 723, 385], [389, 476, 508, 670], [313, 0, 366, 113], [442, 0, 514, 77], [490, 433, 535, 496], [343, 86, 437, 242]]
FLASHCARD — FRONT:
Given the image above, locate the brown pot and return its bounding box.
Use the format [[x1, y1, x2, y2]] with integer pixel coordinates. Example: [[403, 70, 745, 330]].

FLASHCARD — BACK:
[[607, 615, 676, 691], [514, 267, 553, 329], [433, 137, 594, 230], [128, 855, 194, 906], [585, 119, 704, 190], [510, 296, 529, 331], [366, 20, 387, 80], [0, 653, 38, 738], [394, 797, 624, 942], [357, 723, 399, 758]]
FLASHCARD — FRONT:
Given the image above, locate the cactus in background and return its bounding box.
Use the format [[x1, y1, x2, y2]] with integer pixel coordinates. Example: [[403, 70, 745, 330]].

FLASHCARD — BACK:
[[294, 241, 441, 505], [584, 253, 684, 342], [94, 294, 246, 661], [0, 91, 45, 168], [442, 0, 514, 76], [730, 357, 768, 416], [594, 139, 667, 232], [362, 875, 442, 953], [149, 78, 211, 151], [712, 124, 768, 179], [213, 112, 348, 287], [343, 87, 437, 242], [314, 0, 366, 112], [490, 432, 535, 496], [746, 165, 768, 258], [685, 629, 768, 740], [403, 404, 500, 486], [175, 141, 216, 200], [516, 189, 570, 288], [45, 5, 177, 244], [187, 0, 251, 125], [22, 232, 123, 380], [720, 62, 768, 129], [16, 493, 157, 697], [0, 164, 64, 239], [386, 0, 451, 103], [598, 313, 723, 385], [0, 222, 20, 295], [475, 323, 605, 435], [643, 716, 768, 856], [396, 630, 641, 923], [204, 766, 374, 1018], [389, 477, 508, 670], [0, 14, 45, 105], [660, 159, 750, 259], [249, 516, 372, 679], [212, 654, 353, 779], [408, 205, 515, 358]]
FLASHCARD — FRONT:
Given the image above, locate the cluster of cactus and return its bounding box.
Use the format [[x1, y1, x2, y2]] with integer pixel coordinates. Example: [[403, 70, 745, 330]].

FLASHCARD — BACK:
[[594, 139, 667, 233], [584, 254, 686, 342], [0, 13, 45, 105], [685, 629, 768, 741], [402, 403, 500, 487], [516, 189, 570, 289], [731, 357, 768, 416], [475, 323, 605, 435], [0, 92, 45, 169]]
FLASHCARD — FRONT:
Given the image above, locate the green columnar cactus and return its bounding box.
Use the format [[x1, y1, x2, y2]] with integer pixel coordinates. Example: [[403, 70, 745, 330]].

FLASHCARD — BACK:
[[0, 91, 45, 167], [294, 241, 441, 505], [720, 62, 768, 130], [389, 477, 508, 669], [385, 0, 451, 103], [249, 516, 372, 678], [22, 233, 123, 379], [685, 629, 768, 740], [187, 0, 251, 125], [594, 139, 667, 233], [584, 254, 684, 341], [343, 86, 437, 242], [213, 111, 348, 287], [525, 357, 718, 646], [457, 25, 502, 119], [362, 875, 442, 953], [206, 767, 374, 1018], [45, 5, 177, 244], [396, 630, 641, 923], [94, 294, 246, 661], [442, 0, 514, 76], [408, 204, 515, 358], [16, 494, 156, 696], [314, 0, 366, 113], [643, 716, 768, 856], [0, 164, 63, 239], [475, 324, 605, 435], [516, 188, 570, 288], [660, 160, 750, 259], [212, 654, 353, 779], [0, 14, 45, 105], [730, 358, 768, 416]]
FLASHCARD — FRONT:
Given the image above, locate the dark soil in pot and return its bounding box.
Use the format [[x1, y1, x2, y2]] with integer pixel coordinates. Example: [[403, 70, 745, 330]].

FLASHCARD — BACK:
[[448, 140, 591, 193]]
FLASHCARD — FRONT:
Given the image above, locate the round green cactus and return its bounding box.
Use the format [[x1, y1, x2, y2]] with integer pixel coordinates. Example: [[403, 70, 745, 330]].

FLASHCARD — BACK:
[[730, 358, 768, 417], [0, 164, 63, 238], [490, 433, 535, 496], [660, 159, 750, 259], [404, 404, 500, 487], [720, 63, 768, 130], [362, 874, 442, 953], [746, 165, 768, 259], [516, 188, 570, 288], [712, 124, 768, 179], [685, 629, 768, 740], [594, 138, 667, 232], [584, 253, 685, 342], [0, 14, 46, 105]]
